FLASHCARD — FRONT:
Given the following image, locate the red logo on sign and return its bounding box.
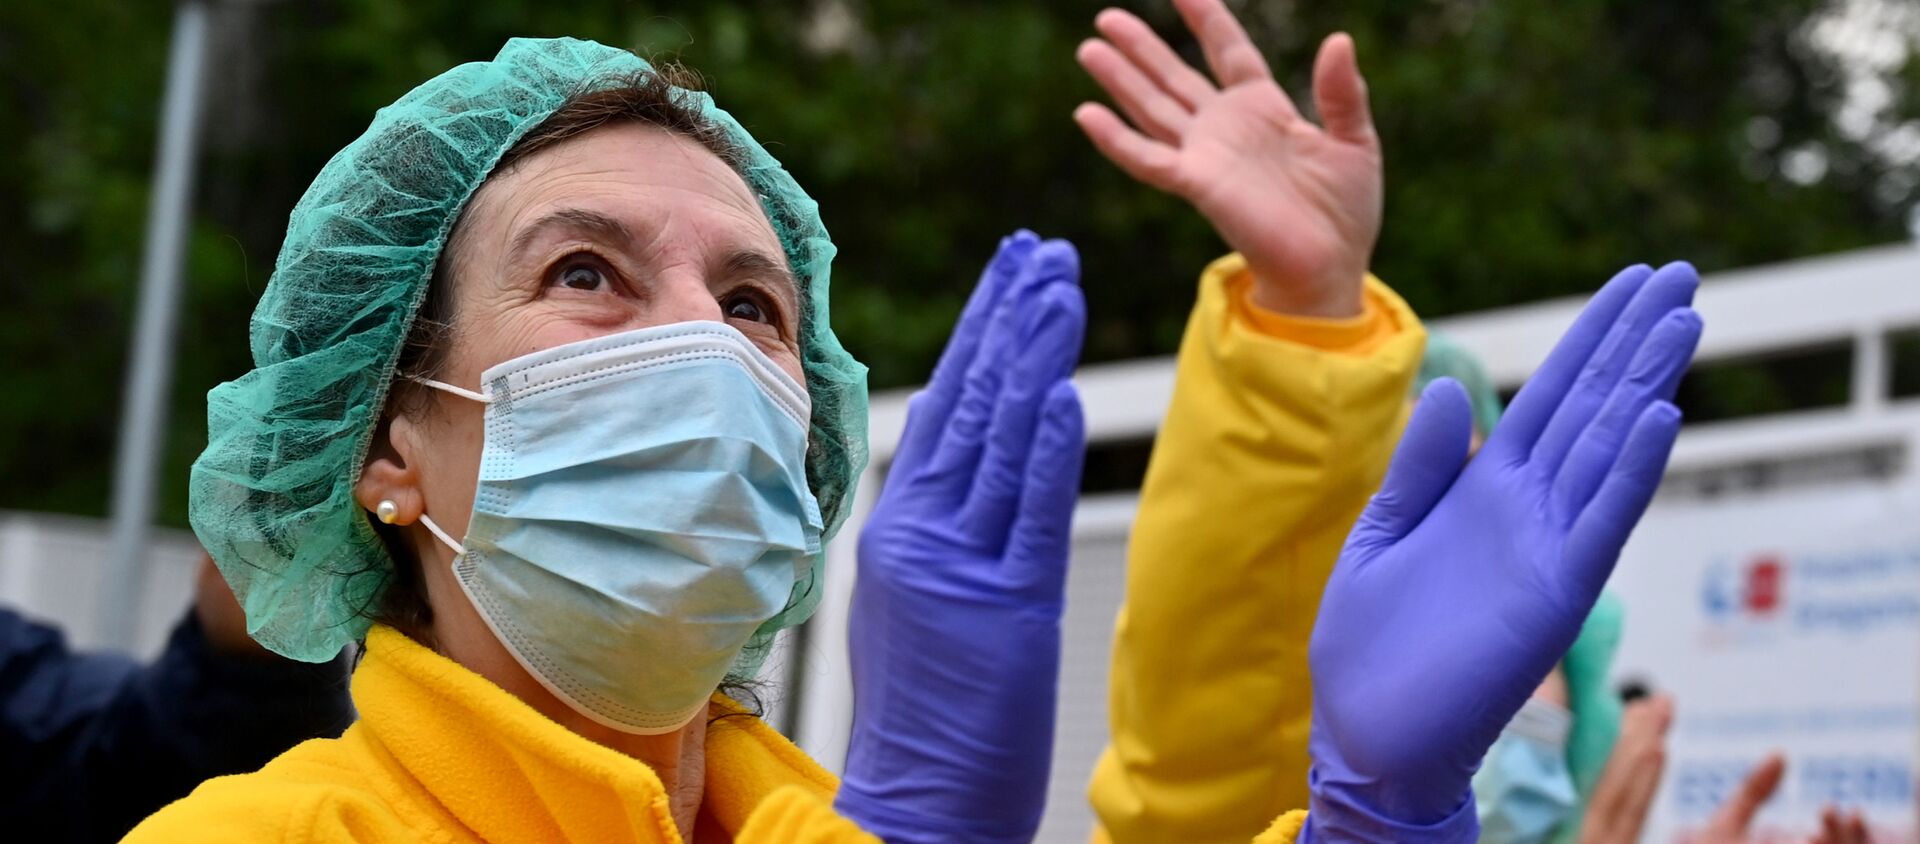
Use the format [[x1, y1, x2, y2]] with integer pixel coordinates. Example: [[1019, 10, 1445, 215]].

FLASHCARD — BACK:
[[1745, 556, 1783, 615]]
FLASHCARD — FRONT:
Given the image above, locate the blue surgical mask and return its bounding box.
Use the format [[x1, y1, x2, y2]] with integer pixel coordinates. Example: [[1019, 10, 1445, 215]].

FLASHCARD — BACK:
[[1472, 698, 1578, 844], [413, 321, 823, 735]]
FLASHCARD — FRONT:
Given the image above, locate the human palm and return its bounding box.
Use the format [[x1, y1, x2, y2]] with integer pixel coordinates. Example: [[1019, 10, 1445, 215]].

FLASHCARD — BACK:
[[1075, 0, 1381, 317], [1306, 263, 1703, 830], [837, 232, 1088, 843], [1313, 432, 1606, 787]]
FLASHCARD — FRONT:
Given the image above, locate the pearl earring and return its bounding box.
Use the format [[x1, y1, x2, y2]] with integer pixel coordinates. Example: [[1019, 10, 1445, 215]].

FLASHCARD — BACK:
[[375, 500, 399, 525]]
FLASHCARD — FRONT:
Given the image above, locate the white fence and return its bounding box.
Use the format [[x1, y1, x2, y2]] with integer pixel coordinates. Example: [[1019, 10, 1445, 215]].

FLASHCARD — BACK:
[[788, 243, 1920, 842]]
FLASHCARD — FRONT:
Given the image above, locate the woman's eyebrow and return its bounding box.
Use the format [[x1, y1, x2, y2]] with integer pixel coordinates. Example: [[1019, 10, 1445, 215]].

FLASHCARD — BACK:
[[722, 249, 803, 306], [507, 207, 634, 260]]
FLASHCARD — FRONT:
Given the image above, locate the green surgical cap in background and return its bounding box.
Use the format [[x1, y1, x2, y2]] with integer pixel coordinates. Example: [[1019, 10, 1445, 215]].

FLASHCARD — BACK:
[[189, 37, 869, 664], [1554, 592, 1626, 844], [1414, 331, 1505, 437]]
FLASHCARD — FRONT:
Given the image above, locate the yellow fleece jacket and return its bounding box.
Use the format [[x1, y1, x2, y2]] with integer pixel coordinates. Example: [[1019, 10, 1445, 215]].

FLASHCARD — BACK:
[[122, 625, 878, 844], [1089, 254, 1425, 844]]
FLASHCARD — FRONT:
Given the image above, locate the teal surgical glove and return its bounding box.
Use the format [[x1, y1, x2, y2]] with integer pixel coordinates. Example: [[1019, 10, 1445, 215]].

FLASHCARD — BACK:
[[1302, 263, 1703, 842], [834, 232, 1087, 843]]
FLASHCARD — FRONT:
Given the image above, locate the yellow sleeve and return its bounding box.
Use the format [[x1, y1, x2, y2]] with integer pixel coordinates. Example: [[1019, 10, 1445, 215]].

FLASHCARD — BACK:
[[736, 786, 883, 843], [1087, 253, 1424, 844]]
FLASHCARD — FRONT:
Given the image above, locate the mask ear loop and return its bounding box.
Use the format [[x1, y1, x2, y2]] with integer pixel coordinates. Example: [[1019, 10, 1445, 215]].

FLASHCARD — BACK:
[[409, 376, 490, 404], [400, 375, 484, 557], [418, 513, 468, 557]]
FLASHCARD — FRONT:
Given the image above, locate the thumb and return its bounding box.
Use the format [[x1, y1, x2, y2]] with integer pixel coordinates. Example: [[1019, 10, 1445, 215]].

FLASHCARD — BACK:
[[1357, 378, 1474, 541], [1312, 33, 1376, 147]]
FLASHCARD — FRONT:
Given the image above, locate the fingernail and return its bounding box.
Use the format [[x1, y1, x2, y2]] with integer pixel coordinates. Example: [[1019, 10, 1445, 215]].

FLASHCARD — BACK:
[[1022, 285, 1084, 344], [1657, 261, 1700, 282], [992, 235, 1039, 275], [1656, 308, 1704, 334], [1032, 241, 1081, 282]]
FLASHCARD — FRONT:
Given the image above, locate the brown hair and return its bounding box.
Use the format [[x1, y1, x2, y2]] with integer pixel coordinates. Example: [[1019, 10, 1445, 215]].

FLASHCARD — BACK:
[[367, 65, 754, 645]]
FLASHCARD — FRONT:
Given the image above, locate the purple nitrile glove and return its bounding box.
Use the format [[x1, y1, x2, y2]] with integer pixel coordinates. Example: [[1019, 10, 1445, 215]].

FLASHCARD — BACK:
[[834, 231, 1087, 844], [1301, 263, 1704, 843]]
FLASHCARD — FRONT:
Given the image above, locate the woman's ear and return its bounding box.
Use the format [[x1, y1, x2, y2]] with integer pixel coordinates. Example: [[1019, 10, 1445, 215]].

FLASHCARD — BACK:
[[355, 414, 425, 525]]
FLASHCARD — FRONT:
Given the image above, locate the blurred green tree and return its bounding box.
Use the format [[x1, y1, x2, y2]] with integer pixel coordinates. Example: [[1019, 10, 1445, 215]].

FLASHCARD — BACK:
[[0, 0, 1912, 525]]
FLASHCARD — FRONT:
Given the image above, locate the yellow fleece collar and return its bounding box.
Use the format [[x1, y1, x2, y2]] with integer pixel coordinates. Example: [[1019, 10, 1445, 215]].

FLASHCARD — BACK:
[[353, 625, 838, 843]]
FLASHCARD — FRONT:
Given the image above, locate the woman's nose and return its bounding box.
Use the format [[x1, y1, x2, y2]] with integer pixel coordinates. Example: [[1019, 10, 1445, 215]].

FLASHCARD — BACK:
[[638, 272, 725, 327]]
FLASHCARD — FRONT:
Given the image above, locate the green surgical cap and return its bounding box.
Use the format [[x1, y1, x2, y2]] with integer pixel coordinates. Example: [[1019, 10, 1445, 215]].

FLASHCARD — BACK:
[[1414, 332, 1505, 436], [1554, 592, 1626, 844], [190, 37, 869, 663]]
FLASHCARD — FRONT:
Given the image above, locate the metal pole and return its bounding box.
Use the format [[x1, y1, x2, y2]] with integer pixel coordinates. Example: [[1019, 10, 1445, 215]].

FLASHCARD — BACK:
[[98, 0, 213, 649]]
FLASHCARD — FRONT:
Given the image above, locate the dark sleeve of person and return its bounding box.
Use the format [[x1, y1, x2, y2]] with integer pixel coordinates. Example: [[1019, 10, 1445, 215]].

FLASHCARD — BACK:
[[0, 606, 355, 843]]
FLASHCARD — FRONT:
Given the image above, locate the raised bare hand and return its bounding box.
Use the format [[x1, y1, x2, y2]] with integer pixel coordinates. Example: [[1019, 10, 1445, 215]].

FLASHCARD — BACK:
[[1580, 694, 1675, 844], [1074, 0, 1381, 317]]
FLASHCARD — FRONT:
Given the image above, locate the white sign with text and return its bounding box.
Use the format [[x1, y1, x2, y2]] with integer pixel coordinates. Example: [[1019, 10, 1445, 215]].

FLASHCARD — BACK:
[[1609, 477, 1920, 843]]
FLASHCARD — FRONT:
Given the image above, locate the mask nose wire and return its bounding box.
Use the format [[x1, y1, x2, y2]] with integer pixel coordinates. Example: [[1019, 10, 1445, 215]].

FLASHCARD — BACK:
[[402, 375, 484, 557]]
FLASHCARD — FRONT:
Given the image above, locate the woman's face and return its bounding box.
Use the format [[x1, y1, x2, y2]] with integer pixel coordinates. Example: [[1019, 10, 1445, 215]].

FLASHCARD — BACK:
[[354, 122, 803, 734], [415, 120, 802, 524]]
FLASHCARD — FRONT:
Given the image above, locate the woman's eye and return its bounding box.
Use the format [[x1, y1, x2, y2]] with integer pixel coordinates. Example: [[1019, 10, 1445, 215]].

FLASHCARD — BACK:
[[551, 260, 610, 292], [724, 293, 771, 324]]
